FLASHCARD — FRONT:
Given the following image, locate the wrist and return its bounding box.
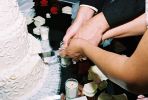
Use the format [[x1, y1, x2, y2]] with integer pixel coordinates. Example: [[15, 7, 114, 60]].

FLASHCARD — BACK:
[[93, 12, 110, 35], [76, 6, 95, 22], [78, 39, 90, 54], [72, 38, 87, 55]]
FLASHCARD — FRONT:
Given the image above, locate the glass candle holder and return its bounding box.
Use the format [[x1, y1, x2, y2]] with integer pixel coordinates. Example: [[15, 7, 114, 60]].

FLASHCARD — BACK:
[[65, 78, 78, 100]]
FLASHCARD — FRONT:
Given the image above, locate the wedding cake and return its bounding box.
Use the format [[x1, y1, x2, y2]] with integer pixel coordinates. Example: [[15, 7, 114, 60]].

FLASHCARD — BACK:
[[0, 0, 53, 99]]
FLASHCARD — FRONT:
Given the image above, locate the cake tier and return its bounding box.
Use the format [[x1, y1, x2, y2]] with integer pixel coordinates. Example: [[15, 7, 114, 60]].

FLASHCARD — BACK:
[[0, 54, 46, 100], [0, 14, 29, 69], [0, 0, 20, 35], [0, 0, 30, 69]]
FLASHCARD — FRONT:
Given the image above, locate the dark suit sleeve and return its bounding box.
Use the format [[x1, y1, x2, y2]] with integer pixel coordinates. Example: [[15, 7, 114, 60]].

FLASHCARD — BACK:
[[102, 0, 145, 28], [80, 0, 105, 12]]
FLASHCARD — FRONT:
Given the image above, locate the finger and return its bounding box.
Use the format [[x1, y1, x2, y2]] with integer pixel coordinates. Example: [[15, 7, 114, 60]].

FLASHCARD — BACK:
[[63, 30, 75, 48], [59, 50, 68, 57], [67, 51, 81, 57], [71, 55, 82, 60], [72, 55, 86, 62], [59, 49, 68, 57], [71, 54, 84, 62], [71, 55, 80, 61]]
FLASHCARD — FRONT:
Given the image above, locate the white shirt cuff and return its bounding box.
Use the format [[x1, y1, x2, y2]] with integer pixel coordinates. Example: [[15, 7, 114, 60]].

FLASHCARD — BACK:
[[80, 4, 98, 12]]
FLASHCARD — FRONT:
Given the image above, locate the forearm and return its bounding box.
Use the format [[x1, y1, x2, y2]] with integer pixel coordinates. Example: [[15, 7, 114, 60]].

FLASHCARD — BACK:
[[75, 6, 95, 23], [82, 42, 129, 81], [102, 14, 147, 40], [80, 34, 148, 93], [114, 14, 146, 38], [91, 12, 110, 35]]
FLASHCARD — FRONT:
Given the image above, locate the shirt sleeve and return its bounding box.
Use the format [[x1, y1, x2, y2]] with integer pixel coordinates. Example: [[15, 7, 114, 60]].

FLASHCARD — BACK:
[[80, 4, 99, 12], [102, 0, 145, 28], [80, 0, 105, 12]]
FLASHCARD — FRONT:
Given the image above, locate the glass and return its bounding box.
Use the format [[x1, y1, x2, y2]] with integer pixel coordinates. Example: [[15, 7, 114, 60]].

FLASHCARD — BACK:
[[65, 78, 78, 100]]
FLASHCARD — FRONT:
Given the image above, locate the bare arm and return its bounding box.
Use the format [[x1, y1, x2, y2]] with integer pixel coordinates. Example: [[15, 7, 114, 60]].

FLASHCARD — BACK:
[[102, 14, 146, 40], [81, 30, 148, 94], [66, 30, 148, 94]]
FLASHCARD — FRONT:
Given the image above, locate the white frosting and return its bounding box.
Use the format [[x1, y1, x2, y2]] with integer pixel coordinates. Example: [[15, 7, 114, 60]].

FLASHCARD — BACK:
[[28, 34, 42, 54], [0, 55, 45, 100], [0, 0, 21, 37], [0, 0, 30, 69], [0, 0, 48, 99], [0, 17, 29, 69]]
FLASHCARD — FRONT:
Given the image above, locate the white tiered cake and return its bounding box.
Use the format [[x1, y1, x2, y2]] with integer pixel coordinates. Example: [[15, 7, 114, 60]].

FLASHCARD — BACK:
[[0, 0, 56, 99]]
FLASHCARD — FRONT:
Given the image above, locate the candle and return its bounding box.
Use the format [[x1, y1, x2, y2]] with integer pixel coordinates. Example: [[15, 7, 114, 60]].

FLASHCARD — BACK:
[[65, 78, 78, 100]]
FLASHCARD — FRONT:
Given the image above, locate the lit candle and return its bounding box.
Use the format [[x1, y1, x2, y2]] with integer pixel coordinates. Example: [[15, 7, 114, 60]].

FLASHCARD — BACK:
[[65, 78, 78, 100]]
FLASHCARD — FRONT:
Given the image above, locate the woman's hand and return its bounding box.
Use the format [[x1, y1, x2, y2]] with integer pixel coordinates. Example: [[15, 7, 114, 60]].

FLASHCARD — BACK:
[[60, 38, 88, 61]]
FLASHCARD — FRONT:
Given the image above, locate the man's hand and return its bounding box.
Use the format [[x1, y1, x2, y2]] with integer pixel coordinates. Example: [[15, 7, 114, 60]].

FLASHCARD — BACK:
[[74, 12, 109, 46], [63, 6, 95, 48], [63, 20, 83, 48]]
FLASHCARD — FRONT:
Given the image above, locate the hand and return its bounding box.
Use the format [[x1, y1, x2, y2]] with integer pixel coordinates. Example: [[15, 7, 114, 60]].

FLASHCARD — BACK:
[[63, 6, 95, 48], [74, 12, 109, 46], [63, 38, 87, 60], [63, 20, 83, 48]]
